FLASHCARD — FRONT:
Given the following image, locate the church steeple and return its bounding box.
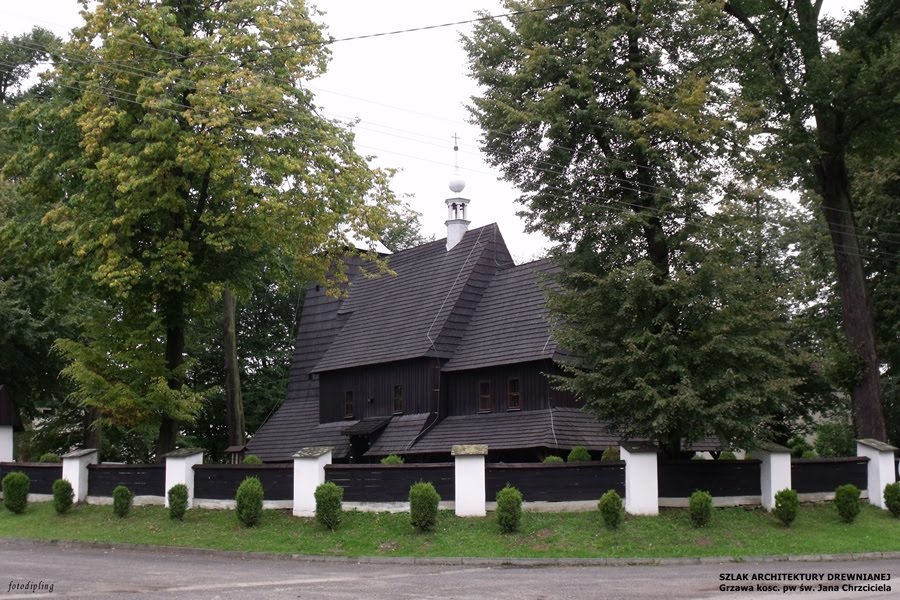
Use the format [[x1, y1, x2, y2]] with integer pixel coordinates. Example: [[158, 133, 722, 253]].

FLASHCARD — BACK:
[[445, 134, 470, 251]]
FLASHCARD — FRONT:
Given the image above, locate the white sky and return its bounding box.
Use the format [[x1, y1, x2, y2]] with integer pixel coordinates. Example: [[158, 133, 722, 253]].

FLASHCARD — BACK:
[[1, 0, 866, 263]]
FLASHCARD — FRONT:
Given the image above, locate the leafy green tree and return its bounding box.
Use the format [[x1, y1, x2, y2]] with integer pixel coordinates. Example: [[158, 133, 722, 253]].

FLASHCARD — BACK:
[[4, 0, 394, 457], [719, 0, 899, 441], [465, 0, 802, 454]]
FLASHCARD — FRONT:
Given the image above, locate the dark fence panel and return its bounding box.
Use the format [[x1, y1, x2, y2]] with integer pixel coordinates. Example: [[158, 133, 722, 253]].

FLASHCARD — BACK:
[[0, 463, 61, 494], [325, 464, 454, 502], [87, 464, 165, 497], [658, 460, 761, 498], [486, 462, 625, 502], [193, 465, 293, 500], [791, 457, 868, 493]]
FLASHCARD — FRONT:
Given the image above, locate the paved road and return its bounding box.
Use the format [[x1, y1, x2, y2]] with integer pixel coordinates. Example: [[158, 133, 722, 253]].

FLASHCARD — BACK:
[[1, 540, 898, 599]]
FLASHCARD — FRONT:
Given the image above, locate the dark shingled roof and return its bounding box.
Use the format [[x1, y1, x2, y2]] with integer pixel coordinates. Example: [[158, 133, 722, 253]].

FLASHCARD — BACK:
[[443, 258, 560, 372], [342, 416, 392, 436], [365, 413, 433, 457], [313, 224, 513, 372]]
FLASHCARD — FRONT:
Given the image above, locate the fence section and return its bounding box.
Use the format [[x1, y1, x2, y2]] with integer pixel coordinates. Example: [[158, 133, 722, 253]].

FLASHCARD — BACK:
[[791, 457, 869, 493], [0, 463, 62, 495], [87, 464, 166, 497], [486, 462, 625, 502], [325, 463, 454, 502], [658, 460, 762, 498], [193, 464, 293, 500]]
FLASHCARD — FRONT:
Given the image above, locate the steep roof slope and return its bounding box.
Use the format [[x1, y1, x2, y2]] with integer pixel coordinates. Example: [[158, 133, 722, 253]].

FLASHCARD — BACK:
[[442, 258, 561, 372], [313, 224, 513, 372]]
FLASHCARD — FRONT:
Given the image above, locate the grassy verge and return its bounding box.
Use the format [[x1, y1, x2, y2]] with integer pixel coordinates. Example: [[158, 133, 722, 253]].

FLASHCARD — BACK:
[[1, 501, 899, 559]]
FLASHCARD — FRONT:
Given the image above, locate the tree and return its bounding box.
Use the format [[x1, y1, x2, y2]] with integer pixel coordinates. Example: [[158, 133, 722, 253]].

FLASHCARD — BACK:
[[5, 0, 394, 457], [465, 0, 803, 454], [719, 0, 899, 441]]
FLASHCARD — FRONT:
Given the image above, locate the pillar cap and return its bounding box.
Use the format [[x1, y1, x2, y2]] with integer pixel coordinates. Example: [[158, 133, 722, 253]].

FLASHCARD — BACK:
[[451, 444, 487, 456], [162, 448, 204, 459], [857, 438, 898, 452], [753, 441, 791, 454], [293, 446, 333, 459], [620, 442, 658, 453], [61, 448, 99, 459]]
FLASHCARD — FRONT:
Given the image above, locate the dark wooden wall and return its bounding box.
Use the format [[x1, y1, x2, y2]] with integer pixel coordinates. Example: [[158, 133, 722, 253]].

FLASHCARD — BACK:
[[657, 460, 762, 497], [193, 465, 293, 500], [319, 358, 439, 423], [325, 463, 454, 502], [0, 463, 61, 494], [443, 360, 577, 417], [87, 464, 165, 497], [791, 457, 869, 493], [486, 462, 625, 501]]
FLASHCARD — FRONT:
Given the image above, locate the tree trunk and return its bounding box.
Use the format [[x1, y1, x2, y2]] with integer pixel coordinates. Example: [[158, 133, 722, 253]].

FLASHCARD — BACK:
[[81, 406, 102, 451], [815, 150, 887, 441], [223, 287, 245, 448], [156, 290, 186, 461]]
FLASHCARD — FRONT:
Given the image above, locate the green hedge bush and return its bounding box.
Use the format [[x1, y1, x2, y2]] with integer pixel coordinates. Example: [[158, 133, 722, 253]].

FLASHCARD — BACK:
[[39, 452, 61, 463], [315, 481, 344, 530], [773, 488, 798, 527], [801, 450, 817, 459], [834, 484, 860, 523], [168, 484, 189, 521], [567, 446, 591, 462], [236, 477, 264, 527], [884, 482, 900, 518], [52, 479, 74, 515], [112, 485, 133, 518], [242, 455, 262, 464], [600, 447, 620, 462], [814, 421, 855, 458], [689, 490, 712, 528], [380, 454, 405, 465], [598, 489, 624, 530], [495, 484, 523, 533], [543, 455, 563, 464], [718, 451, 736, 460], [2, 471, 30, 514], [787, 435, 814, 459], [409, 481, 440, 532]]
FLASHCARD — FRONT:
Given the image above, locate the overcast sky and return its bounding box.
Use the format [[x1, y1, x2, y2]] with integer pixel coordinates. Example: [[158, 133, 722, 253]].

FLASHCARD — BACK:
[[1, 0, 865, 263]]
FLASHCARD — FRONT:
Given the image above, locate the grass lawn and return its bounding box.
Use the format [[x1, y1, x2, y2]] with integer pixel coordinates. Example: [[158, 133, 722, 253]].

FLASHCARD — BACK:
[[1, 501, 899, 559]]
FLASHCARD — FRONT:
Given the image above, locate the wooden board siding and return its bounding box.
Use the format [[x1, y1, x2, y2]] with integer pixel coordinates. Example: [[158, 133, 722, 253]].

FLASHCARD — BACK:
[[443, 360, 577, 417], [87, 464, 165, 497], [791, 457, 869, 493], [319, 359, 435, 423], [192, 464, 293, 500], [658, 460, 762, 498], [0, 463, 61, 494], [486, 462, 625, 502], [325, 463, 454, 502]]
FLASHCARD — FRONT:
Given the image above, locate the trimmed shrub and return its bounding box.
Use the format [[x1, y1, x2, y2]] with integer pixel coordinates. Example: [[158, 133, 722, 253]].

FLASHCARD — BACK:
[[409, 481, 440, 532], [814, 421, 855, 458], [39, 452, 61, 463], [543, 455, 563, 464], [236, 476, 264, 527], [567, 446, 591, 462], [834, 484, 860, 523], [380, 454, 405, 465], [884, 482, 900, 518], [688, 490, 713, 528], [718, 451, 737, 461], [52, 479, 74, 515], [801, 450, 817, 459], [598, 489, 624, 530], [242, 455, 262, 465], [2, 471, 30, 514], [600, 447, 620, 462], [112, 485, 134, 518], [773, 488, 799, 527], [495, 484, 523, 533], [314, 481, 344, 530], [787, 435, 814, 459], [168, 484, 189, 521]]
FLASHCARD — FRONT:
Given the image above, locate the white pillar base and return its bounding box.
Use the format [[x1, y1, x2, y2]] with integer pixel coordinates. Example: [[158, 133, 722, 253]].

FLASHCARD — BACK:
[[857, 439, 898, 510], [621, 443, 659, 516], [0, 426, 13, 462], [755, 442, 792, 511], [61, 449, 99, 503], [453, 444, 487, 517], [164, 448, 204, 508], [293, 447, 333, 517]]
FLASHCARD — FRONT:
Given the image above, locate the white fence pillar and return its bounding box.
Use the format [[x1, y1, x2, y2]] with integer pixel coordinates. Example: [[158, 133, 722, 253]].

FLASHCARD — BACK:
[[61, 448, 98, 503], [164, 448, 204, 508], [621, 442, 659, 516], [755, 442, 792, 511], [452, 444, 487, 517], [857, 438, 898, 510], [293, 447, 332, 517], [0, 426, 12, 462]]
